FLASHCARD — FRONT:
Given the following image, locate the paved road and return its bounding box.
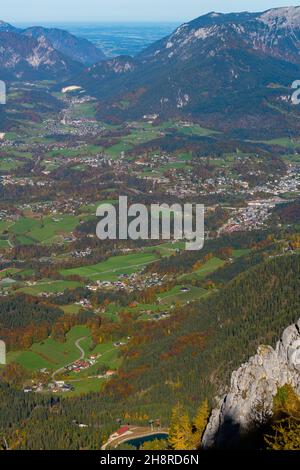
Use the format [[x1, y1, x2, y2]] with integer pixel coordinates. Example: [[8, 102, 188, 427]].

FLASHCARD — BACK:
[[51, 337, 87, 381]]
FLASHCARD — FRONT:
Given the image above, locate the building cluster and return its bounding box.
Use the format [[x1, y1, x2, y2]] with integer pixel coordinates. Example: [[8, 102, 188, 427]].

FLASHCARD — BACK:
[[88, 272, 169, 293]]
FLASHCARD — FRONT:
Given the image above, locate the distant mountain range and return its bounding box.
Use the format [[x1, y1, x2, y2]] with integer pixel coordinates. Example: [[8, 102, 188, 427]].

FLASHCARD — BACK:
[[0, 21, 106, 80], [2, 8, 300, 136], [67, 6, 300, 135]]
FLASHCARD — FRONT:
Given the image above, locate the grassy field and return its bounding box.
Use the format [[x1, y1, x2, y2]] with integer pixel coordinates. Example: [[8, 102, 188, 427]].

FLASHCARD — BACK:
[[7, 326, 123, 395], [7, 326, 91, 370], [61, 251, 159, 281], [0, 267, 20, 279], [0, 240, 10, 249], [17, 279, 82, 296], [0, 157, 24, 171], [102, 125, 165, 158], [61, 304, 83, 315], [180, 257, 225, 282], [179, 124, 219, 137], [158, 285, 208, 305], [11, 214, 90, 245], [7, 327, 123, 373], [66, 377, 105, 395], [232, 248, 251, 258], [180, 250, 251, 282], [259, 137, 300, 148]]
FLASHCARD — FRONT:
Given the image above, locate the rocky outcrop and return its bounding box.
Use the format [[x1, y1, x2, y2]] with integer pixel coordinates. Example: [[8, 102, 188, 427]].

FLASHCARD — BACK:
[[0, 31, 83, 80], [23, 27, 106, 66], [202, 319, 300, 448]]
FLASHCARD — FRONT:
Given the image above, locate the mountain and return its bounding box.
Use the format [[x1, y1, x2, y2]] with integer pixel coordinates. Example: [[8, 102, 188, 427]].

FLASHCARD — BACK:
[[0, 20, 19, 32], [70, 7, 300, 136], [23, 26, 106, 65], [0, 31, 83, 80], [0, 20, 106, 80], [202, 318, 300, 449], [88, 252, 300, 426]]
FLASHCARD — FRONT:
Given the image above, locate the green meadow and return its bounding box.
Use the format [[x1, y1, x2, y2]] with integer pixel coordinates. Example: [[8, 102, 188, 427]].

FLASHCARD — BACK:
[[61, 251, 159, 281], [158, 285, 208, 305], [180, 257, 225, 282], [7, 326, 123, 394], [10, 214, 90, 245], [0, 267, 20, 279], [7, 326, 91, 371], [17, 279, 82, 296]]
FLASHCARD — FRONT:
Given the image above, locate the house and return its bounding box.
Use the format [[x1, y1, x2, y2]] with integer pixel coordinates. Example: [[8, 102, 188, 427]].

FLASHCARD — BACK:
[[105, 370, 116, 377], [116, 426, 130, 436]]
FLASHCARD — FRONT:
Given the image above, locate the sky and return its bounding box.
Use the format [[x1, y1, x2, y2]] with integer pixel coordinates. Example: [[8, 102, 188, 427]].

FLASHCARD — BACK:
[[2, 0, 300, 23]]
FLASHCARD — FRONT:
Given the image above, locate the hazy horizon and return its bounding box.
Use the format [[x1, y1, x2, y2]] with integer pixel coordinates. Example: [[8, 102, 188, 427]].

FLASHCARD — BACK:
[[2, 1, 300, 23]]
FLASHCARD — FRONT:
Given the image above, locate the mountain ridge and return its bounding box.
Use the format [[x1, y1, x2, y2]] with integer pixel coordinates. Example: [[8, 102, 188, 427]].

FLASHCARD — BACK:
[[23, 26, 106, 65], [0, 20, 106, 80], [66, 6, 300, 136], [0, 31, 83, 80]]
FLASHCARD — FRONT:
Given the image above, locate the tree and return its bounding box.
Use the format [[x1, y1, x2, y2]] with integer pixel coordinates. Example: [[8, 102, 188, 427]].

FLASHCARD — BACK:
[[265, 419, 300, 450], [264, 385, 300, 450], [141, 439, 168, 450], [0, 363, 28, 388], [168, 404, 194, 450], [192, 399, 210, 448]]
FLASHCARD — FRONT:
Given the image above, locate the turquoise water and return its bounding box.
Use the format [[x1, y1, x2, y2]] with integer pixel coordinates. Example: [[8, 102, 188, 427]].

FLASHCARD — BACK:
[[125, 432, 169, 449], [16, 22, 179, 57]]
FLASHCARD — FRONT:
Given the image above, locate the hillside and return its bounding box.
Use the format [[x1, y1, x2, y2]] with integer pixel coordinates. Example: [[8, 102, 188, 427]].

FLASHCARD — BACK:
[[1, 253, 300, 449], [68, 7, 300, 136], [0, 31, 83, 80], [0, 21, 106, 80], [23, 26, 106, 65], [101, 253, 300, 419]]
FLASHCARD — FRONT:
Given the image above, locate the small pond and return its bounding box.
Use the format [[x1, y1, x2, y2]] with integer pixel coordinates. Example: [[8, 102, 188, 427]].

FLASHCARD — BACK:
[[125, 432, 169, 449]]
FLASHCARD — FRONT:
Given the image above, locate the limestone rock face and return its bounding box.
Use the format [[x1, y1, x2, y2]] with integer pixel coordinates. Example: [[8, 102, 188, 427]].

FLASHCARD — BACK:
[[202, 319, 300, 448]]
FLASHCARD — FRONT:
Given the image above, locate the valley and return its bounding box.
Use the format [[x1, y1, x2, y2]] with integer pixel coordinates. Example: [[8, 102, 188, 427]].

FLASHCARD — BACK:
[[0, 6, 299, 452]]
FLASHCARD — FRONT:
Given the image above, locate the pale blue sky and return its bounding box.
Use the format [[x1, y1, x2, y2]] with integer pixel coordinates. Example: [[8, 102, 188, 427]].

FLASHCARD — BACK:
[[2, 0, 300, 23]]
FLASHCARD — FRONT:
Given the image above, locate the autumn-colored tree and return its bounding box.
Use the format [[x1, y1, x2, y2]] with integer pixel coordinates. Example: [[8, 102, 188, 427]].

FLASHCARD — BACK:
[[141, 439, 169, 450], [7, 429, 27, 450], [264, 385, 300, 450], [203, 253, 213, 262], [168, 405, 194, 450], [289, 234, 300, 250], [192, 399, 210, 449], [265, 419, 300, 450], [218, 247, 233, 260], [192, 261, 202, 272], [0, 363, 28, 388]]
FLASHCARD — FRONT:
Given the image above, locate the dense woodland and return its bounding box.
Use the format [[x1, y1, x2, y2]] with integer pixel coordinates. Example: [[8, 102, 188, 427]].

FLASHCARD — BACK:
[[0, 253, 299, 449]]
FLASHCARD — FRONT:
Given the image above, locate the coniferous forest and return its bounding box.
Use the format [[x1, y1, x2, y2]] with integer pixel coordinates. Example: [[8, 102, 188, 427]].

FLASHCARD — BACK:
[[0, 253, 299, 449]]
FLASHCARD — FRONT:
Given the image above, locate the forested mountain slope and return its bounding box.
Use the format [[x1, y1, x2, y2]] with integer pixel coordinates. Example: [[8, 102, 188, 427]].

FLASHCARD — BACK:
[[105, 254, 300, 416], [69, 7, 300, 135], [0, 253, 299, 449]]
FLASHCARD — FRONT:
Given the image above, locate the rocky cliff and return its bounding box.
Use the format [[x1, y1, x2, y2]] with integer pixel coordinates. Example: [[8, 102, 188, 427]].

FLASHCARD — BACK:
[[202, 318, 300, 448]]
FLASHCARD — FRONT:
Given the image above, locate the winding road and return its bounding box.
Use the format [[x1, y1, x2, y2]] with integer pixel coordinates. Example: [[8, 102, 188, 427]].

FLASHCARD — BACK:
[[51, 337, 87, 381]]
